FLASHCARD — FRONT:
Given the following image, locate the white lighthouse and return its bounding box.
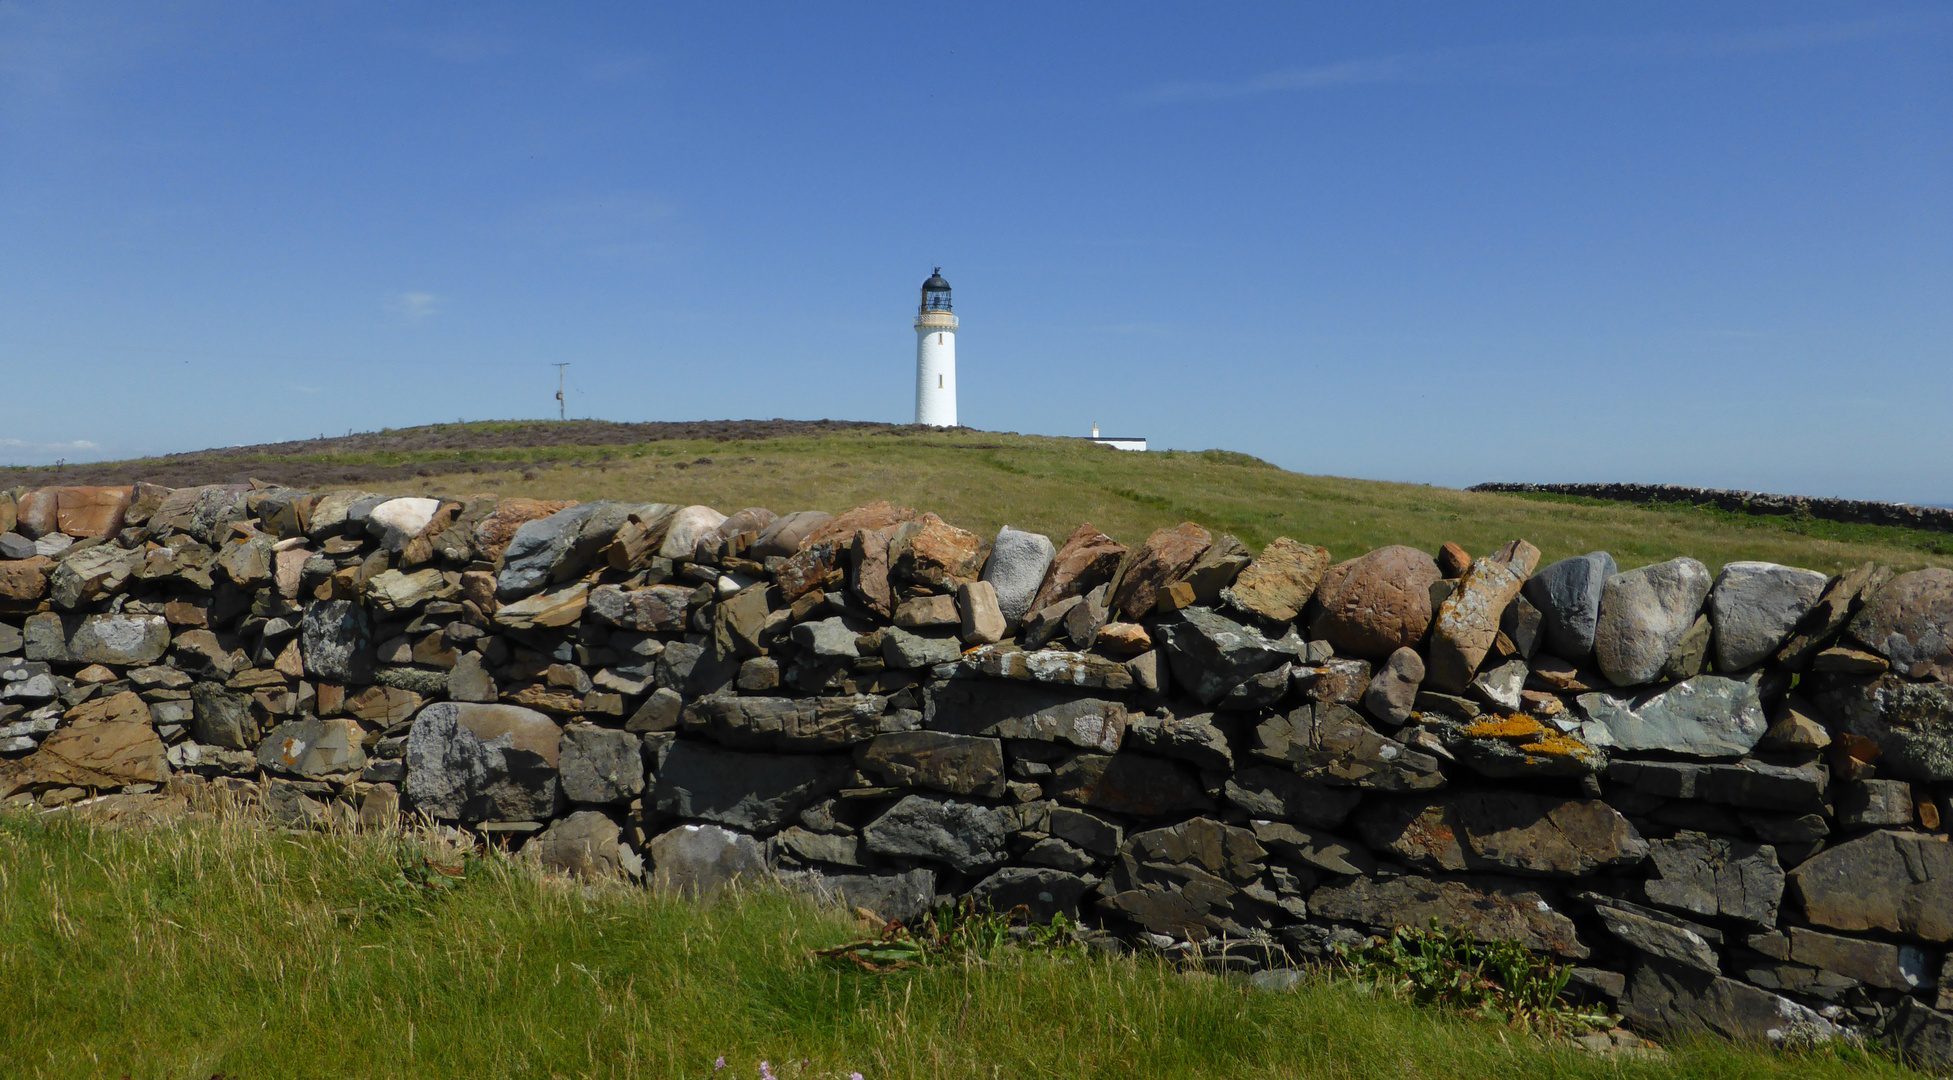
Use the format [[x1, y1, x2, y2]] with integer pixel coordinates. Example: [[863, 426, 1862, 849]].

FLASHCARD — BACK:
[[914, 269, 958, 426]]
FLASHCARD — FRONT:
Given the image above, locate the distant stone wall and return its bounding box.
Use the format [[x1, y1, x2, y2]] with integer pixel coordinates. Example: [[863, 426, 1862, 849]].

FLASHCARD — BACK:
[[4, 482, 1953, 1062], [1471, 481, 1953, 536]]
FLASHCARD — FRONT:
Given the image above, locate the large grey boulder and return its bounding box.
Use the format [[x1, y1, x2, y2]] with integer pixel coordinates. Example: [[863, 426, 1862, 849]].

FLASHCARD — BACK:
[[979, 526, 1055, 626], [1592, 557, 1711, 687], [300, 600, 374, 683], [659, 504, 729, 559], [650, 741, 849, 833], [880, 626, 961, 669], [1156, 607, 1303, 706], [1885, 999, 1953, 1073], [495, 503, 602, 600], [403, 702, 563, 822], [862, 796, 1011, 872], [1814, 674, 1953, 782], [1709, 562, 1828, 671], [1222, 764, 1362, 829], [1575, 674, 1767, 759], [1620, 961, 1836, 1045], [1360, 646, 1423, 726], [650, 823, 764, 897], [1523, 552, 1617, 664], [558, 722, 644, 805], [1849, 568, 1953, 681]]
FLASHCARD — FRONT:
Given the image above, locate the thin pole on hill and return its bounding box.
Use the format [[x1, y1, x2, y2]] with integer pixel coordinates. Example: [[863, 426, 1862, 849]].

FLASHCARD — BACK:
[[553, 363, 569, 420]]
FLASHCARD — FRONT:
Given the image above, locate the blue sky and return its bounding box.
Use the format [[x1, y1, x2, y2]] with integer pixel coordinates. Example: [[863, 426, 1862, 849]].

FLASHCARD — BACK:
[[2, 3, 1948, 502]]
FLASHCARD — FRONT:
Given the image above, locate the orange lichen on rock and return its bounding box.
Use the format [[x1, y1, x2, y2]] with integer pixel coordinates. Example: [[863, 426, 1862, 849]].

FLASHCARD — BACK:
[[1462, 715, 1547, 740]]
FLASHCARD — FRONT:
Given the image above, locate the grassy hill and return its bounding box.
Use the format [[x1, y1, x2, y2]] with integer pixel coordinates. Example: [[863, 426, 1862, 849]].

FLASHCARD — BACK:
[[6, 420, 1948, 575]]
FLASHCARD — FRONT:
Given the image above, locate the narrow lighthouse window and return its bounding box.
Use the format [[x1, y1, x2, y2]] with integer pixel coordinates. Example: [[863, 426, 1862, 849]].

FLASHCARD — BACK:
[[938, 375, 943, 388], [937, 334, 944, 344]]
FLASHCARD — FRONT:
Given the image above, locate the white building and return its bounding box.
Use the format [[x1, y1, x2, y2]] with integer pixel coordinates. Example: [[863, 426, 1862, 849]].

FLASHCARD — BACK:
[[914, 269, 957, 426], [1087, 423, 1148, 452]]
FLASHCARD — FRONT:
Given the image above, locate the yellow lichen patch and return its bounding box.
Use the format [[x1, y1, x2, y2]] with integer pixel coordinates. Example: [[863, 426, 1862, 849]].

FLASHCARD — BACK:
[[1519, 732, 1592, 759], [1461, 714, 1546, 740]]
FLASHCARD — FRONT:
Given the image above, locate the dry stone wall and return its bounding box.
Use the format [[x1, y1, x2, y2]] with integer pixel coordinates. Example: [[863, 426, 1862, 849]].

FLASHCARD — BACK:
[[5, 481, 1953, 1062]]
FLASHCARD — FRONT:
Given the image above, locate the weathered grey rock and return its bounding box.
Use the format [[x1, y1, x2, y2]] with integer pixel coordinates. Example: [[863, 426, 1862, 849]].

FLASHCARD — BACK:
[[1816, 674, 1953, 783], [183, 681, 254, 751], [1590, 897, 1722, 972], [1222, 537, 1330, 623], [1309, 875, 1588, 957], [1850, 568, 1953, 681], [979, 526, 1055, 626], [67, 614, 169, 666], [1124, 713, 1232, 773], [536, 811, 642, 881], [955, 643, 1133, 691], [496, 503, 601, 599], [1467, 658, 1527, 712], [365, 567, 452, 614], [627, 686, 684, 733], [447, 652, 497, 703], [1367, 640, 1429, 722], [925, 681, 1126, 753], [894, 593, 961, 629], [1223, 765, 1363, 828], [863, 796, 1011, 872], [855, 730, 1005, 797], [1524, 553, 1621, 664], [1777, 562, 1890, 670], [1790, 830, 1953, 941], [650, 823, 764, 897], [880, 626, 962, 669], [1252, 703, 1446, 791], [1840, 778, 1916, 828], [658, 504, 728, 559], [1425, 542, 1538, 693], [1592, 557, 1711, 687], [683, 694, 901, 750], [1707, 561, 1827, 672], [752, 510, 833, 558], [1885, 998, 1953, 1073], [969, 867, 1095, 920], [300, 600, 373, 684], [586, 583, 692, 632], [1051, 753, 1213, 817], [1620, 961, 1836, 1045], [1308, 546, 1442, 660], [791, 616, 863, 659], [651, 741, 848, 833], [1250, 819, 1376, 876], [1783, 927, 1931, 990], [1659, 614, 1712, 681], [1643, 832, 1784, 928], [1500, 593, 1543, 658], [559, 723, 644, 805], [1156, 607, 1303, 706], [1576, 675, 1767, 759], [1353, 792, 1646, 877], [957, 580, 1007, 645], [402, 702, 562, 822], [786, 867, 936, 925], [772, 826, 863, 868], [256, 717, 367, 777]]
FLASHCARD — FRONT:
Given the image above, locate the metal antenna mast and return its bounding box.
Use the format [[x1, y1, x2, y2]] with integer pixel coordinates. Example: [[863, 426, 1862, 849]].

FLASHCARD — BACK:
[[553, 363, 569, 420]]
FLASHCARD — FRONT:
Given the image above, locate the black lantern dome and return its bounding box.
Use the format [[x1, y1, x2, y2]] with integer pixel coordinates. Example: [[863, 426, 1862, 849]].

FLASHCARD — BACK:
[[920, 268, 952, 313]]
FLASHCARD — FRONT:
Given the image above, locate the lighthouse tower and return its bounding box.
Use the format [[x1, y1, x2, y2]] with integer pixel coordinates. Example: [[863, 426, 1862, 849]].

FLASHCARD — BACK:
[[914, 269, 957, 426]]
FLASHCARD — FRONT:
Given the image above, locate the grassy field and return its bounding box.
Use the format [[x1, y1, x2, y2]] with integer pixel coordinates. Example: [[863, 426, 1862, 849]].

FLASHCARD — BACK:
[[0, 803, 1924, 1080], [13, 422, 1951, 575]]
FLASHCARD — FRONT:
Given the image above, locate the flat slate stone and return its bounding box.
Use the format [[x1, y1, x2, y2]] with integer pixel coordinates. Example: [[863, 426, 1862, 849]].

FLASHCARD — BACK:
[[1354, 791, 1647, 878], [862, 795, 1012, 872], [1576, 675, 1767, 759], [1620, 960, 1836, 1046], [1309, 875, 1588, 958], [1790, 830, 1953, 941], [651, 741, 849, 834], [1643, 831, 1784, 928]]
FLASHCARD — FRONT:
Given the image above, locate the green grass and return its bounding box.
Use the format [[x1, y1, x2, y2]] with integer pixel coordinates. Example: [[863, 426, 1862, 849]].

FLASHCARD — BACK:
[[0, 804, 1922, 1080]]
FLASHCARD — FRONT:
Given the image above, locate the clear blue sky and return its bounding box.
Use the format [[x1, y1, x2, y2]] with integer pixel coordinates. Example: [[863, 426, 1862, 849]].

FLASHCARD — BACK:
[[3, 3, 1948, 503]]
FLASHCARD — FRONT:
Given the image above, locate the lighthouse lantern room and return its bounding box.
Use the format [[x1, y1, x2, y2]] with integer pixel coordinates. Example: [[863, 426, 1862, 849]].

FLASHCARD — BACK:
[[914, 269, 958, 426]]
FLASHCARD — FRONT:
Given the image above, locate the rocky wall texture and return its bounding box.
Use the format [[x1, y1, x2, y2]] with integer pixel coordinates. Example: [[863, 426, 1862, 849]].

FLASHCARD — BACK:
[[1470, 482, 1953, 535], [5, 482, 1953, 1063]]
